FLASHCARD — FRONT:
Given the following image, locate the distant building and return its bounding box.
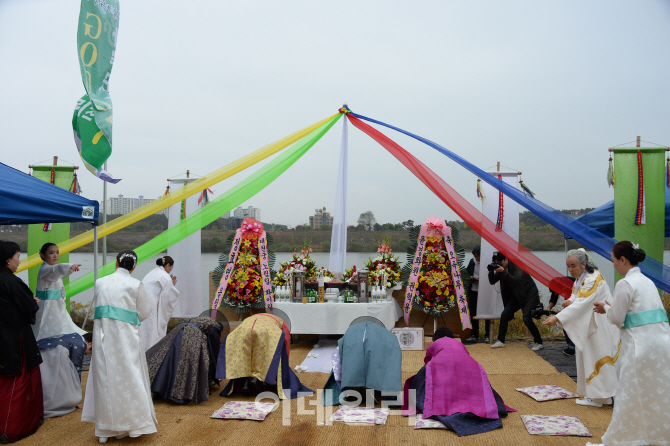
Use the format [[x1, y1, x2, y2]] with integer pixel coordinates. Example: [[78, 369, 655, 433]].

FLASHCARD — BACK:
[[309, 207, 333, 229], [233, 205, 261, 221], [106, 194, 168, 216]]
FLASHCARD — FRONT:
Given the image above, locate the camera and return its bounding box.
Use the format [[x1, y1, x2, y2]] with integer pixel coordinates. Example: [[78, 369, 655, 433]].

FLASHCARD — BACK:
[[487, 252, 504, 272], [487, 262, 503, 272], [530, 302, 557, 320]]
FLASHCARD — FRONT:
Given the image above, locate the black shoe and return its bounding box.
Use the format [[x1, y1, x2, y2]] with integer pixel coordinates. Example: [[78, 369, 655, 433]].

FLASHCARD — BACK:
[[563, 348, 575, 356]]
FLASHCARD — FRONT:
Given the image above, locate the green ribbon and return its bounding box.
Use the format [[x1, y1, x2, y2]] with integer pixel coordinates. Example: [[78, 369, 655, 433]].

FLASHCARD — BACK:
[[65, 114, 342, 298], [94, 305, 140, 325], [36, 290, 63, 300], [622, 308, 669, 330]]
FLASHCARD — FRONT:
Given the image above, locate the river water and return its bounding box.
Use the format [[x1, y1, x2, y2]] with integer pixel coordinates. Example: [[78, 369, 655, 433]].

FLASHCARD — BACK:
[[16, 250, 670, 306]]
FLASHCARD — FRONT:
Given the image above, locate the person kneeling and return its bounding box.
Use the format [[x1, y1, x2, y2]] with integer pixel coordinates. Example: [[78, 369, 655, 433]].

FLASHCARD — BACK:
[[402, 327, 514, 436], [37, 332, 92, 418], [217, 313, 312, 399], [146, 316, 223, 405], [323, 321, 402, 406]]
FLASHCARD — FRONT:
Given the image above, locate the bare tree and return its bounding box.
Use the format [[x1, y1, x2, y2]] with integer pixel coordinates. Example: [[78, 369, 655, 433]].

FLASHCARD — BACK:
[[357, 211, 377, 231]]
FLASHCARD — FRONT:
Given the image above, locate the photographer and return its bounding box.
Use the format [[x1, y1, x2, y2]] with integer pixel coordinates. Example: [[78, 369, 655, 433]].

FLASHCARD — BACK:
[[488, 252, 543, 351]]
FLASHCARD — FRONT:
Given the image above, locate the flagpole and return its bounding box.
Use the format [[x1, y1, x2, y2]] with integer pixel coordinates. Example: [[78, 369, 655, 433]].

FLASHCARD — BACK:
[[102, 161, 107, 265]]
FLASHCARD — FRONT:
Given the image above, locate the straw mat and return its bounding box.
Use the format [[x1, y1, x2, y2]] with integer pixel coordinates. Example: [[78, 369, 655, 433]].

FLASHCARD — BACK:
[[21, 340, 613, 445]]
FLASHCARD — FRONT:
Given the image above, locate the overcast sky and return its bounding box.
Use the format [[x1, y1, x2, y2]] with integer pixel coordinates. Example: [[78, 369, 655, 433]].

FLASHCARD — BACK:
[[2, 0, 669, 227]]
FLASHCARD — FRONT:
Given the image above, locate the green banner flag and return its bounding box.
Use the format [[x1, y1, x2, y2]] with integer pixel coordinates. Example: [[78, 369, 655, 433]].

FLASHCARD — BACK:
[[73, 0, 120, 183]]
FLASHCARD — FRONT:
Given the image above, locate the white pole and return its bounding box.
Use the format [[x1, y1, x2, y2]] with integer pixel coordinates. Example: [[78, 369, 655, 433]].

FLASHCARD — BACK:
[[81, 224, 99, 329], [102, 162, 107, 265]]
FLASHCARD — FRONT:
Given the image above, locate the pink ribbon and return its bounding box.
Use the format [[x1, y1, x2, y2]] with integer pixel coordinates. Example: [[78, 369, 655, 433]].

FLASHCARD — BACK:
[[211, 230, 243, 317], [258, 231, 274, 313], [403, 224, 428, 325], [443, 225, 471, 329]]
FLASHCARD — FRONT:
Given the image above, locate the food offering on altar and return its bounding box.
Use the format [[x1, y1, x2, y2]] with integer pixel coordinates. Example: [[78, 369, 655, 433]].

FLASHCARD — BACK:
[[273, 243, 344, 303], [401, 218, 470, 318], [365, 237, 403, 302], [211, 219, 276, 314]]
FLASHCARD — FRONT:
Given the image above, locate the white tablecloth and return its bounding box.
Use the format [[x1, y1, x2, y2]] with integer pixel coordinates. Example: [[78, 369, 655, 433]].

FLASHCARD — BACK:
[[272, 300, 403, 334]]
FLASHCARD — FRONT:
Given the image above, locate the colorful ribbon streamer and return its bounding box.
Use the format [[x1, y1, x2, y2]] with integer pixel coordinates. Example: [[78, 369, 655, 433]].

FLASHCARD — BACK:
[[19, 113, 340, 273], [635, 151, 645, 225], [347, 111, 670, 294], [198, 188, 213, 206], [476, 179, 486, 201], [64, 114, 342, 297], [346, 113, 574, 298], [258, 231, 273, 312], [519, 180, 536, 198], [607, 156, 615, 188]]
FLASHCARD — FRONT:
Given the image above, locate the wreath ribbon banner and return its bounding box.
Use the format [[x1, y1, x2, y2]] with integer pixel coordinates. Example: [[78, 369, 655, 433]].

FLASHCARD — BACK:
[[211, 230, 243, 316], [258, 231, 274, 313]]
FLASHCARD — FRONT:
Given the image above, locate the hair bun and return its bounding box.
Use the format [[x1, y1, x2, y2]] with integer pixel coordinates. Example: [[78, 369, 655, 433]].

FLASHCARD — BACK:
[[633, 248, 646, 263], [156, 258, 163, 266]]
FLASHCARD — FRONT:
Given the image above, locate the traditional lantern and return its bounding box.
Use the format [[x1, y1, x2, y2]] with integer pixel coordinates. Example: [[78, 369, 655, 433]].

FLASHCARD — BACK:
[[292, 270, 306, 303], [357, 270, 369, 303]]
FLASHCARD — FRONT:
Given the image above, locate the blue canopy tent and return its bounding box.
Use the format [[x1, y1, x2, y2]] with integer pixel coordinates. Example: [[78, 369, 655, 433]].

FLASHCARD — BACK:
[[1, 161, 101, 330], [564, 192, 670, 240], [0, 162, 99, 225]]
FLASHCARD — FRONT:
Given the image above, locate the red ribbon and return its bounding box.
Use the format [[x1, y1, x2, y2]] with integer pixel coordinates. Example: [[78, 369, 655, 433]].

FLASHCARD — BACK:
[[635, 152, 645, 225], [346, 113, 573, 298], [495, 174, 504, 232], [43, 168, 56, 231]]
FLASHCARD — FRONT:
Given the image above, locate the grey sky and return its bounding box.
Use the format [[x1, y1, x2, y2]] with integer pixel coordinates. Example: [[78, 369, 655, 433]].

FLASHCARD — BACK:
[[2, 1, 669, 227]]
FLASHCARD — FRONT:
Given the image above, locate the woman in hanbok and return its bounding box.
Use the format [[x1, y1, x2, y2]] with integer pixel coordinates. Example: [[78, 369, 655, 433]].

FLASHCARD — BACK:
[[0, 241, 43, 443], [401, 327, 514, 436], [34, 243, 85, 340], [82, 250, 157, 444], [543, 249, 619, 407], [593, 241, 670, 446], [140, 256, 179, 351]]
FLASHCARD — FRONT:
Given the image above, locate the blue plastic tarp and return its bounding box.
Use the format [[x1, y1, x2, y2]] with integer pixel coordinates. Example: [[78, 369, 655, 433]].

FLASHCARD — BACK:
[[0, 162, 99, 225], [565, 193, 670, 239]]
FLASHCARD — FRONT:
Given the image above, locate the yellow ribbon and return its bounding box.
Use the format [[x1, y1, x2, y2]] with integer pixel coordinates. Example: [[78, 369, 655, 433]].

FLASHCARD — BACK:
[[17, 113, 339, 273]]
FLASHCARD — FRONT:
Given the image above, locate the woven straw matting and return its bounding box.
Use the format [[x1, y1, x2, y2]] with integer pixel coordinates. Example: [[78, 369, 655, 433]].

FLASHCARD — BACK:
[[22, 340, 613, 446]]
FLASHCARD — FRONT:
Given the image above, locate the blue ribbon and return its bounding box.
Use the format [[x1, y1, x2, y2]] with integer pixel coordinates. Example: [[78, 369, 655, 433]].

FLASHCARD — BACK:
[[94, 305, 141, 325], [349, 111, 670, 294], [36, 289, 63, 300], [622, 308, 669, 330]]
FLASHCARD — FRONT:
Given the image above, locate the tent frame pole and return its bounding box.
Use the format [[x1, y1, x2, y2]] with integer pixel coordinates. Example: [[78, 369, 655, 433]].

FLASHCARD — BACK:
[[564, 238, 569, 276], [81, 224, 98, 330]]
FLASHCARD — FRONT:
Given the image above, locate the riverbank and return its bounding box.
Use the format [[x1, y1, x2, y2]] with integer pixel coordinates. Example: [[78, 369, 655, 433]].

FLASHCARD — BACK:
[[5, 227, 658, 253]]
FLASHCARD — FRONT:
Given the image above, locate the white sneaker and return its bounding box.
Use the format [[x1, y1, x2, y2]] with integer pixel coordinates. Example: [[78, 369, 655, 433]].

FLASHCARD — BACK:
[[576, 398, 603, 407], [491, 340, 505, 348], [530, 343, 544, 351], [98, 438, 108, 444]]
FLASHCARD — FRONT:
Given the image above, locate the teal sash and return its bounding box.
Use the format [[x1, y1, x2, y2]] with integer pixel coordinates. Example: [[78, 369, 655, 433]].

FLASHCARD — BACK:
[[622, 308, 669, 330], [36, 289, 63, 300], [94, 305, 141, 326]]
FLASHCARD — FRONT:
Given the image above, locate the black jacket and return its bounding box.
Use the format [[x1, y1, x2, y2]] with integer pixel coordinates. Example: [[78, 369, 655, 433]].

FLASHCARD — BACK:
[[0, 266, 42, 374], [488, 261, 538, 307]]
